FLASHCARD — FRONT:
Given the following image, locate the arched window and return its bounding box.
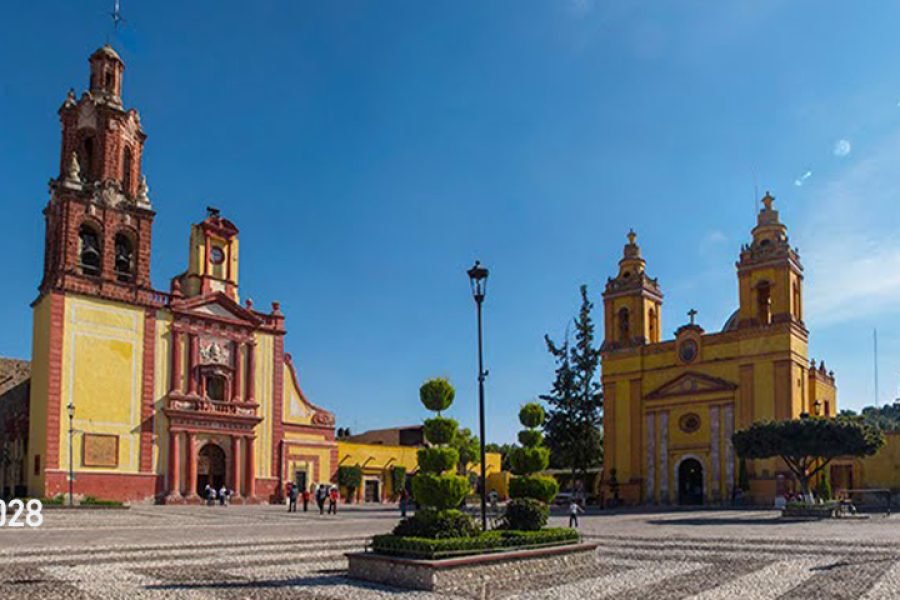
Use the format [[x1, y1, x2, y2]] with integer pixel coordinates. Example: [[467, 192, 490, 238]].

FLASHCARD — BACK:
[[78, 224, 102, 276], [757, 281, 772, 325], [122, 147, 133, 195], [114, 233, 134, 282], [648, 308, 657, 343], [205, 374, 226, 402], [104, 70, 114, 90], [78, 137, 94, 180], [618, 307, 630, 342]]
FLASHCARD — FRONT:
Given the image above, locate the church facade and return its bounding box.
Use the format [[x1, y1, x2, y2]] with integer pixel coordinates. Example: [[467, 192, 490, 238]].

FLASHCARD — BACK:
[[25, 45, 336, 503], [600, 194, 837, 506]]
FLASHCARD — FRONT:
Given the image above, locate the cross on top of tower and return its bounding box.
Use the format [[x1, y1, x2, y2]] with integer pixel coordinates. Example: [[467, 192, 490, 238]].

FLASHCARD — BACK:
[[110, 0, 124, 31], [688, 308, 698, 325]]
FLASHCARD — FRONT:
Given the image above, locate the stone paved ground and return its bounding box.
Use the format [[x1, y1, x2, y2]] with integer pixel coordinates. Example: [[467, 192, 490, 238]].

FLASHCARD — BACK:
[[0, 504, 898, 598]]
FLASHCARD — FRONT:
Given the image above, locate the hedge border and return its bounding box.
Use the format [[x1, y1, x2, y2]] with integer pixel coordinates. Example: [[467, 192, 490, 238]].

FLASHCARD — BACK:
[[370, 528, 579, 560]]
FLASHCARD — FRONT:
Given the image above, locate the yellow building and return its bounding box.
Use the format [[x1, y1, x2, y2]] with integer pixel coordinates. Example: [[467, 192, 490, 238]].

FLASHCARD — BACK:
[[336, 427, 505, 502], [23, 45, 337, 504], [601, 193, 837, 505]]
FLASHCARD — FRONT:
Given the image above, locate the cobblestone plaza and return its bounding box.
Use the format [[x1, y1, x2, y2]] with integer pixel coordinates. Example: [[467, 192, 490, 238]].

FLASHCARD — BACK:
[[1, 505, 898, 598]]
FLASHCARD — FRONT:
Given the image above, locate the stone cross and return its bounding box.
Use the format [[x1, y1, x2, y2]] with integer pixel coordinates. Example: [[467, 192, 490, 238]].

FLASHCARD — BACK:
[[688, 309, 698, 325]]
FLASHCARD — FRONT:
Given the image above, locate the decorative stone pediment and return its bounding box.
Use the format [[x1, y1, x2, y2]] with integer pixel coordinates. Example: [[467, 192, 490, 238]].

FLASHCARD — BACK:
[[645, 371, 737, 400], [199, 337, 231, 366], [193, 302, 245, 321], [176, 292, 262, 326]]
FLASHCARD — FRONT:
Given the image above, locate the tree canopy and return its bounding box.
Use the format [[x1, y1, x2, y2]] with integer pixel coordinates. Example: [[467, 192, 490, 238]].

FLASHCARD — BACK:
[[541, 285, 603, 482], [450, 427, 480, 475], [732, 417, 885, 494]]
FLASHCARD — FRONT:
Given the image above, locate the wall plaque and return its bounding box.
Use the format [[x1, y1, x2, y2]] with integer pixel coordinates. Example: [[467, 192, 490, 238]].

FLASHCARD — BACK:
[[83, 433, 119, 467]]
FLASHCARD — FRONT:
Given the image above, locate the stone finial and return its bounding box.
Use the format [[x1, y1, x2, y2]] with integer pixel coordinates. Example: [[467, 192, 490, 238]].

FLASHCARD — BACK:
[[64, 88, 77, 108], [271, 301, 282, 315], [136, 175, 151, 208], [245, 298, 254, 310], [762, 191, 775, 211], [627, 229, 637, 245], [62, 152, 82, 189], [170, 277, 183, 298]]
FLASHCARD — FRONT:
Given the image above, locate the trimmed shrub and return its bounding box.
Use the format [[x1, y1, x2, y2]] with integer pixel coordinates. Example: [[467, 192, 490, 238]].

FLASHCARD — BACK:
[[517, 429, 543, 448], [372, 528, 579, 559], [519, 403, 545, 429], [502, 498, 549, 531], [424, 417, 458, 445], [412, 472, 470, 510], [420, 378, 455, 413], [417, 447, 459, 474], [508, 446, 550, 475], [392, 508, 478, 539], [509, 475, 559, 504]]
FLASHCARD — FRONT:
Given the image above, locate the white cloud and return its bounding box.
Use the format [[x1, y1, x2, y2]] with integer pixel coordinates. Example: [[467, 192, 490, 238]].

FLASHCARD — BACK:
[[833, 139, 852, 157], [799, 131, 900, 327], [794, 170, 813, 187]]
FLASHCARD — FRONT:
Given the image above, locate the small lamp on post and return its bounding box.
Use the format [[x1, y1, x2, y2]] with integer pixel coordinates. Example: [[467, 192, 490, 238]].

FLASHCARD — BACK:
[[813, 400, 822, 417], [466, 260, 489, 531], [66, 402, 75, 507]]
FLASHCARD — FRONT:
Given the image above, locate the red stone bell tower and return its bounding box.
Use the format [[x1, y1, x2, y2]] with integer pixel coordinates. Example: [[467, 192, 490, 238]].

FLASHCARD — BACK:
[[40, 45, 156, 305]]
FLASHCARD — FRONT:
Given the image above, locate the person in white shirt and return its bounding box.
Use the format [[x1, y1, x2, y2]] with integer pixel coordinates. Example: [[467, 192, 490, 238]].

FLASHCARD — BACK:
[[568, 500, 584, 528]]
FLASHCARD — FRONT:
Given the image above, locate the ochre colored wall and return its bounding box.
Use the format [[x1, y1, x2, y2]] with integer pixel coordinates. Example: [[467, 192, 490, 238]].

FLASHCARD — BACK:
[[253, 332, 274, 478], [26, 295, 53, 496], [858, 432, 900, 489], [283, 364, 313, 426], [152, 312, 172, 478], [59, 296, 145, 474]]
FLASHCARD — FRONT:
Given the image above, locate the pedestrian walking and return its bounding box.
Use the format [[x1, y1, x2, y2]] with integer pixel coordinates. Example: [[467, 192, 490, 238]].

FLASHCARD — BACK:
[[219, 484, 228, 506], [288, 483, 298, 513], [328, 486, 338, 515], [316, 485, 327, 515], [568, 500, 584, 528], [207, 485, 217, 507], [302, 487, 310, 512], [399, 489, 408, 518]]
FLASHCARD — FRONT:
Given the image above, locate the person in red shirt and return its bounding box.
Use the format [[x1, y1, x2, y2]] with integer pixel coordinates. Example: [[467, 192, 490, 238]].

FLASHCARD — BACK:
[[328, 486, 339, 514]]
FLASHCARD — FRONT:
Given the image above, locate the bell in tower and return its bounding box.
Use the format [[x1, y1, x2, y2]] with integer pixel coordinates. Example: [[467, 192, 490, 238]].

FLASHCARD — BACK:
[[89, 45, 125, 106]]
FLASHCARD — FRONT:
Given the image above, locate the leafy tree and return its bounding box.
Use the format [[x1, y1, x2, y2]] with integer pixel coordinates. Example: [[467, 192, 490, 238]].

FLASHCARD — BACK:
[[860, 402, 900, 432], [451, 427, 481, 476], [505, 402, 559, 530], [390, 466, 407, 500], [541, 285, 603, 492], [338, 465, 363, 501], [732, 417, 885, 496], [485, 442, 514, 471]]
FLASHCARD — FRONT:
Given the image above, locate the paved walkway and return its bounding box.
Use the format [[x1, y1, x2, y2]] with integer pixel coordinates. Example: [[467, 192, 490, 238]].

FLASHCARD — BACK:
[[0, 506, 898, 598]]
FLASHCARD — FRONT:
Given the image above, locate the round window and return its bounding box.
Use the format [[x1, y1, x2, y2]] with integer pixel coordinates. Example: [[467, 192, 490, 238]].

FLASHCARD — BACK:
[[679, 413, 701, 434], [679, 339, 698, 363], [210, 246, 225, 265]]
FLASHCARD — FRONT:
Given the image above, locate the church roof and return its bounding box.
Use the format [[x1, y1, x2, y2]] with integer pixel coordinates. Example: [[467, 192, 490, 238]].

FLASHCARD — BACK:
[[721, 309, 740, 332], [90, 44, 122, 63], [0, 358, 30, 396]]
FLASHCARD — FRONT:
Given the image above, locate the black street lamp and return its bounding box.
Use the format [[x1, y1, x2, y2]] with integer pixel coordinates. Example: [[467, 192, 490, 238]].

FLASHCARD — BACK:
[[67, 402, 74, 507], [467, 260, 489, 531]]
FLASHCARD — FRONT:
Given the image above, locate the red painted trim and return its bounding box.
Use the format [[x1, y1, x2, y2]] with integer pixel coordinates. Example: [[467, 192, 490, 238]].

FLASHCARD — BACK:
[[282, 451, 321, 483], [45, 470, 160, 503], [271, 335, 285, 483], [139, 309, 156, 472], [45, 292, 65, 470]]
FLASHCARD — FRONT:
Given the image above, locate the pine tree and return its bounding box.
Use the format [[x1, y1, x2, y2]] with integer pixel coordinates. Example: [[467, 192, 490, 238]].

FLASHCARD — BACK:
[[541, 285, 604, 496]]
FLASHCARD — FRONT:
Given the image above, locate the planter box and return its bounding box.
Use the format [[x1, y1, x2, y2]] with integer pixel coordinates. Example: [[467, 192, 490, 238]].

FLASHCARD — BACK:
[[347, 542, 597, 597]]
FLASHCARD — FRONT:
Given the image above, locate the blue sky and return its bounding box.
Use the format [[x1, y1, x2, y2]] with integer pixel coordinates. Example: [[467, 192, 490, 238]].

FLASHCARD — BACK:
[[2, 1, 900, 444]]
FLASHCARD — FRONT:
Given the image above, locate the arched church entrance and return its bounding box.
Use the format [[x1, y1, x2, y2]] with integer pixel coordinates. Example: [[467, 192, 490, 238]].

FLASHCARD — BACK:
[[677, 458, 704, 505], [197, 443, 226, 496]]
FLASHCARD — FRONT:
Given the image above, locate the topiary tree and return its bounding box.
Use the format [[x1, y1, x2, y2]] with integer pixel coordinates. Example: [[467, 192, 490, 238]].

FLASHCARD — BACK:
[[504, 402, 559, 530], [390, 466, 407, 500], [396, 378, 476, 537]]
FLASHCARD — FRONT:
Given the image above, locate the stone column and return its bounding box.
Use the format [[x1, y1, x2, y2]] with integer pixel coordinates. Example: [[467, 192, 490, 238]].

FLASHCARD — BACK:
[[724, 405, 735, 502], [659, 411, 669, 503], [167, 431, 181, 499], [184, 432, 197, 499], [231, 436, 242, 498], [232, 342, 243, 402], [187, 334, 199, 396], [245, 436, 256, 499], [246, 342, 256, 403], [170, 330, 182, 394], [645, 413, 655, 504], [710, 405, 721, 503]]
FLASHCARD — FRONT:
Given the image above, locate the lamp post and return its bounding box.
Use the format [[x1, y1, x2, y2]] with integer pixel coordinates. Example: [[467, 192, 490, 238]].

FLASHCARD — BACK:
[[467, 260, 489, 531], [813, 400, 822, 417], [67, 402, 74, 507]]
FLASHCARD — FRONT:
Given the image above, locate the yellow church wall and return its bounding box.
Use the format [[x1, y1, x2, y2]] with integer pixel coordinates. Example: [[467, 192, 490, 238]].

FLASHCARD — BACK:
[[857, 432, 900, 489], [152, 312, 173, 475], [283, 364, 314, 426], [253, 332, 274, 478], [285, 444, 333, 487], [26, 295, 52, 496], [60, 296, 145, 473]]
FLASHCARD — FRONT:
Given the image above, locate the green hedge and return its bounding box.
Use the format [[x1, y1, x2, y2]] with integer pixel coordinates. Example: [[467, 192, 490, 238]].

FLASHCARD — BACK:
[[390, 466, 407, 498], [503, 497, 549, 531], [420, 378, 455, 413], [82, 496, 124, 507], [371, 528, 579, 559], [417, 447, 459, 474], [411, 472, 469, 510], [509, 475, 558, 503], [508, 446, 550, 475], [424, 417, 458, 445], [517, 429, 543, 448], [338, 465, 363, 491], [392, 508, 478, 539]]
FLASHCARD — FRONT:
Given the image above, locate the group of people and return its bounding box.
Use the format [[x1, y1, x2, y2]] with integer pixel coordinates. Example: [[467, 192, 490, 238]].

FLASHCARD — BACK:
[[285, 482, 340, 515], [203, 483, 231, 506]]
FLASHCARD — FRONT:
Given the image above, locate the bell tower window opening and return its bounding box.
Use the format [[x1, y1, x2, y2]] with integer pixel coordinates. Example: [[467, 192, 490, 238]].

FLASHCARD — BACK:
[[648, 308, 657, 343], [205, 374, 226, 402], [618, 307, 630, 342], [78, 137, 94, 180], [78, 224, 102, 276], [756, 281, 772, 325], [114, 233, 134, 282], [104, 70, 113, 91], [793, 281, 802, 321], [122, 147, 133, 195]]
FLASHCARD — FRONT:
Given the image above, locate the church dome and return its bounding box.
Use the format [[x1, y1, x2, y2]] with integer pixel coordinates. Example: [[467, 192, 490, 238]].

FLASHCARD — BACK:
[[721, 309, 739, 332], [90, 44, 122, 63]]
